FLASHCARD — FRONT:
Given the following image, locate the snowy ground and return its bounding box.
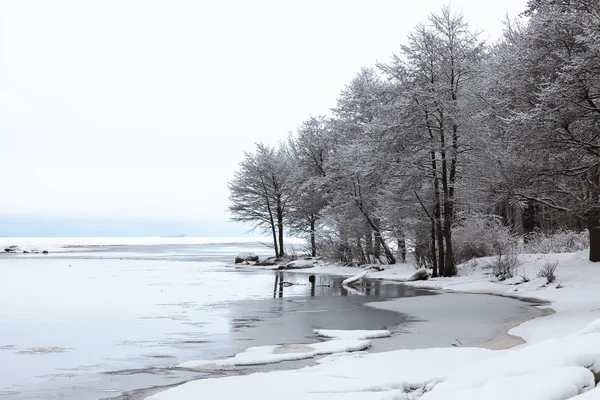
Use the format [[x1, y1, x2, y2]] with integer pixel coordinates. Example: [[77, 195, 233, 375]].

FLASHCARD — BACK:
[[148, 250, 600, 399]]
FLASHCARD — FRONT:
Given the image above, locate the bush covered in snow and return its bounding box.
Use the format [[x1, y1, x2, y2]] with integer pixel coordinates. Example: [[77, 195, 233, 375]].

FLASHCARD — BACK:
[[537, 258, 558, 283], [453, 216, 519, 265], [524, 229, 588, 254], [488, 252, 523, 281]]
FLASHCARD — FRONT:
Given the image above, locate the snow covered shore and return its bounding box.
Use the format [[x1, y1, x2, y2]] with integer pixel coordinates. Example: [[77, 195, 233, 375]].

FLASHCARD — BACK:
[[149, 250, 600, 399]]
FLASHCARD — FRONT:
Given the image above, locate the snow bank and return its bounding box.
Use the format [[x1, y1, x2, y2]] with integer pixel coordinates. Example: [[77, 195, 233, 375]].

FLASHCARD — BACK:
[[574, 387, 600, 398], [423, 366, 593, 400], [314, 329, 391, 340], [177, 339, 371, 370], [285, 259, 318, 268], [150, 320, 600, 400]]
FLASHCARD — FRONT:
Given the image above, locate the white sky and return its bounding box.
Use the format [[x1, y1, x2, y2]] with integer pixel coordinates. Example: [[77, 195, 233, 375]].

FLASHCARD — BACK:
[[0, 0, 528, 235]]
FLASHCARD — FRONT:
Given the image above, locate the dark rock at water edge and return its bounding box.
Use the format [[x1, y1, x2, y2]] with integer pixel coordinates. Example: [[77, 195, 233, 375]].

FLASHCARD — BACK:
[[234, 253, 259, 264], [4, 245, 18, 253]]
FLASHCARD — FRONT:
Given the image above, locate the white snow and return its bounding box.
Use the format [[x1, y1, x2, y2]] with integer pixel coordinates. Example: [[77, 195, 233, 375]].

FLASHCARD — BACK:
[[149, 319, 600, 400], [285, 259, 318, 268], [177, 339, 371, 369], [314, 329, 391, 340], [235, 252, 259, 260], [342, 269, 368, 285], [149, 250, 600, 400]]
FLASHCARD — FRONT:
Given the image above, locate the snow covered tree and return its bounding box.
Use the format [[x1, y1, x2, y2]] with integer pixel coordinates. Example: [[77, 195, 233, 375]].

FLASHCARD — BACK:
[[228, 143, 294, 257], [287, 116, 332, 256], [328, 68, 397, 264], [492, 0, 600, 261], [380, 7, 486, 275]]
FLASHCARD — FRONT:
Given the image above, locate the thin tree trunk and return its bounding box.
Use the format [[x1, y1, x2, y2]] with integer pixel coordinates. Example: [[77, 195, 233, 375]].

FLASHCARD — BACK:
[[358, 208, 396, 264], [431, 218, 438, 277], [310, 217, 316, 257], [264, 195, 278, 258], [443, 123, 458, 277], [365, 227, 374, 263], [339, 227, 351, 263], [522, 199, 536, 242], [356, 236, 367, 265], [426, 117, 444, 275], [271, 225, 279, 259], [276, 195, 284, 257], [258, 174, 278, 258], [434, 182, 445, 275], [397, 234, 406, 263], [373, 218, 382, 262]]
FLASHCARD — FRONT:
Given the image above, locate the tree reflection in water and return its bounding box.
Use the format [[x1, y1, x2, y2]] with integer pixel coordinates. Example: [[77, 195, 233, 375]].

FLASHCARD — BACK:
[[270, 272, 425, 299]]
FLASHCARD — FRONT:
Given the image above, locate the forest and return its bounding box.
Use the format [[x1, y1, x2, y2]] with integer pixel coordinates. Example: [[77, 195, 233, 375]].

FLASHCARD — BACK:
[[228, 0, 600, 277]]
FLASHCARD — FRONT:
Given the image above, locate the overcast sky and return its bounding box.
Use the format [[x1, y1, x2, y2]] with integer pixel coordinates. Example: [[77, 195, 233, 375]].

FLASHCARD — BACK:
[[0, 0, 528, 236]]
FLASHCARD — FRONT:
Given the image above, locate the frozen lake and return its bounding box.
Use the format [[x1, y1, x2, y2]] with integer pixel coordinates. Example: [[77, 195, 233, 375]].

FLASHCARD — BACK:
[[0, 238, 538, 399]]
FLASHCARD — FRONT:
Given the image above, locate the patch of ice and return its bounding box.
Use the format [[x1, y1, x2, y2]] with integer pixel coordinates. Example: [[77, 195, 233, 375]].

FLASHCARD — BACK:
[[177, 339, 371, 370], [314, 329, 391, 340]]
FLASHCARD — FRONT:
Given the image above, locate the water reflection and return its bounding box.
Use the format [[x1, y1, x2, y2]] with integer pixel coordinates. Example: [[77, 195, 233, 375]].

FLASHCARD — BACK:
[[224, 273, 437, 347], [270, 272, 431, 299]]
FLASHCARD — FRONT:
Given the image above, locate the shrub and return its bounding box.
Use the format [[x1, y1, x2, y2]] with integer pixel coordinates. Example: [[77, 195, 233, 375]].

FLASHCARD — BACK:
[[488, 251, 522, 281], [537, 258, 558, 283], [453, 215, 519, 265], [524, 229, 588, 254]]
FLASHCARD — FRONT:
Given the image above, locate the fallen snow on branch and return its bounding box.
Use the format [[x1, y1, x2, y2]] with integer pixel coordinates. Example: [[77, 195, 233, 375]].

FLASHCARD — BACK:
[[285, 259, 318, 268], [342, 270, 368, 285], [314, 329, 391, 340]]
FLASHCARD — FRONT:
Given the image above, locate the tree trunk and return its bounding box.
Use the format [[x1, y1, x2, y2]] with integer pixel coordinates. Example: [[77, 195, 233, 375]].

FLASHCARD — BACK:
[[441, 122, 458, 277], [588, 212, 600, 262], [356, 236, 367, 265], [373, 218, 382, 262], [397, 234, 406, 263], [430, 147, 445, 275], [339, 227, 351, 263], [260, 178, 279, 258], [373, 225, 395, 264], [522, 199, 536, 242], [310, 217, 316, 257], [271, 224, 279, 259], [358, 208, 396, 264], [443, 220, 456, 276], [264, 198, 278, 258], [276, 196, 284, 257], [435, 195, 445, 275], [431, 218, 438, 277], [365, 228, 374, 263]]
